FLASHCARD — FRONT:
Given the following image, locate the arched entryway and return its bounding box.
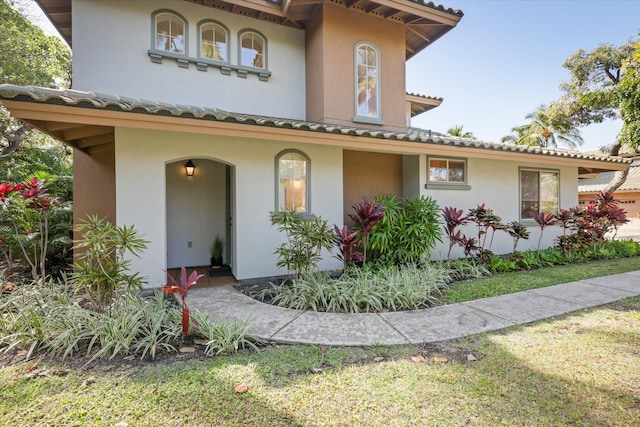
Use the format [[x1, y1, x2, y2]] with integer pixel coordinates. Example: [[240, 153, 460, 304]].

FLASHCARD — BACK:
[[165, 158, 234, 275]]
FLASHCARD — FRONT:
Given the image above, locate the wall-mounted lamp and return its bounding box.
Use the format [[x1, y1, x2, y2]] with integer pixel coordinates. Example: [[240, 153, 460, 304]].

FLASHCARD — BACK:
[[185, 159, 195, 176]]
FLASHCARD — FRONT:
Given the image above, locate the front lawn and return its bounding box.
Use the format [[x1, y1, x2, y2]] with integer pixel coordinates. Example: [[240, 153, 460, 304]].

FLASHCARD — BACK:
[[2, 296, 639, 426], [443, 256, 640, 304]]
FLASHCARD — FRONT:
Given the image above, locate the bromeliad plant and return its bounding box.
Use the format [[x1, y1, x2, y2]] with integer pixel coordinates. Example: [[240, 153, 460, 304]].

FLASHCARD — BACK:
[[162, 266, 204, 336]]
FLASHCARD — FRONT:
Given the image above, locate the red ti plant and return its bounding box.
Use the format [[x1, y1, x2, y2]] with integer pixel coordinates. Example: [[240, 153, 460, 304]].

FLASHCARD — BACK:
[[442, 207, 469, 259], [506, 221, 530, 252], [349, 198, 385, 264], [0, 178, 59, 280], [163, 267, 204, 336], [333, 225, 362, 271], [529, 210, 557, 252]]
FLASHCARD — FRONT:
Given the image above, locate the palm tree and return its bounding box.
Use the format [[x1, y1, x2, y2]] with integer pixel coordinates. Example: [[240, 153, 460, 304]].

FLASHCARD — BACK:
[[501, 125, 529, 144], [447, 124, 475, 139], [511, 105, 584, 149]]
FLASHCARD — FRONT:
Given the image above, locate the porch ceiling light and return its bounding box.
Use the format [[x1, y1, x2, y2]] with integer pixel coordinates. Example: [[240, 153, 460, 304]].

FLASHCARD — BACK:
[[185, 159, 195, 176]]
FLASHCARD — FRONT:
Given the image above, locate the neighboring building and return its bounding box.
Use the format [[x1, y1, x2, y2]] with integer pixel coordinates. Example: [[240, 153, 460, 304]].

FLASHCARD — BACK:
[[0, 0, 630, 286], [579, 158, 640, 220]]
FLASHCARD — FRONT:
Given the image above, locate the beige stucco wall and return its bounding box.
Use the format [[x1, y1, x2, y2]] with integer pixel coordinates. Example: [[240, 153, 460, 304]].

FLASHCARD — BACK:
[[405, 155, 580, 258], [72, 144, 116, 241], [114, 127, 343, 287], [72, 0, 306, 119], [305, 3, 406, 131], [342, 150, 403, 223]]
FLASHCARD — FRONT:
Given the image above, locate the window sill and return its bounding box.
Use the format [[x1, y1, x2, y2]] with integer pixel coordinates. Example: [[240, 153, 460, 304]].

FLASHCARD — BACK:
[[147, 50, 271, 81], [352, 116, 384, 126], [425, 182, 471, 190]]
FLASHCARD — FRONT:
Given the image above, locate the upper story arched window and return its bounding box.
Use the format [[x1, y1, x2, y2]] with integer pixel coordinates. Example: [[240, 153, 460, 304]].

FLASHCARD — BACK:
[[276, 150, 309, 213], [198, 20, 229, 62], [239, 30, 267, 69], [354, 42, 381, 122], [153, 10, 187, 55]]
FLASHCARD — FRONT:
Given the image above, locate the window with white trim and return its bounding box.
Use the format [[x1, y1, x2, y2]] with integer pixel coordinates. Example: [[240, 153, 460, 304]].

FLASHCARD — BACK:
[[355, 42, 380, 121], [276, 150, 309, 213], [199, 21, 229, 62], [428, 157, 466, 184], [520, 169, 559, 220], [154, 11, 186, 54], [240, 31, 266, 69]]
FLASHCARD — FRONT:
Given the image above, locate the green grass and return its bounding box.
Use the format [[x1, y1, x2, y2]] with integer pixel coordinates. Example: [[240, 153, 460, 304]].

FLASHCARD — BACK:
[[1, 297, 639, 426], [443, 256, 640, 304]]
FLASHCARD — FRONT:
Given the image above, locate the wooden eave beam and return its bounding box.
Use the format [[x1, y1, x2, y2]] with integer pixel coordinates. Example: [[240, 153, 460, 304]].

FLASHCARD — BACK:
[[76, 133, 114, 149], [407, 26, 431, 43], [62, 125, 112, 141]]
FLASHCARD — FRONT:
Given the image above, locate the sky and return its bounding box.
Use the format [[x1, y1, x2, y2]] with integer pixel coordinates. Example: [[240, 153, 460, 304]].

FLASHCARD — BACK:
[[407, 0, 639, 152], [20, 0, 640, 152]]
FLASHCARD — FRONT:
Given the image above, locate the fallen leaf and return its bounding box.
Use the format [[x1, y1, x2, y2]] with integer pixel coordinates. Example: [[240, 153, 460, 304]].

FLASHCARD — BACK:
[[410, 355, 426, 363], [309, 367, 324, 374], [78, 376, 95, 388], [152, 387, 158, 394], [123, 355, 135, 361], [193, 339, 208, 345], [319, 346, 327, 352], [466, 354, 477, 362], [433, 356, 449, 363], [113, 422, 129, 427], [26, 364, 38, 372], [179, 347, 196, 353], [234, 383, 248, 394], [373, 357, 385, 362], [16, 350, 28, 357]]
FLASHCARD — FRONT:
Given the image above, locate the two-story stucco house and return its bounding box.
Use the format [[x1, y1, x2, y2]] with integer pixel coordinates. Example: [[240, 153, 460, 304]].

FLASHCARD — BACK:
[[0, 0, 630, 286]]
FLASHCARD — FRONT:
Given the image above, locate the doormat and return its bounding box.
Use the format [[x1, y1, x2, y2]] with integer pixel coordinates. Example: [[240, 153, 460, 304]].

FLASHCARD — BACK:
[[209, 266, 231, 278]]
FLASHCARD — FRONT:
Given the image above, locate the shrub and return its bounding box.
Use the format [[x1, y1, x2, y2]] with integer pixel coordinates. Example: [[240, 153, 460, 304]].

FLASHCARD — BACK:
[[0, 281, 257, 361], [258, 263, 452, 313], [444, 258, 491, 281], [270, 210, 333, 279], [191, 311, 258, 356], [349, 198, 386, 264], [70, 215, 148, 311], [0, 178, 70, 281]]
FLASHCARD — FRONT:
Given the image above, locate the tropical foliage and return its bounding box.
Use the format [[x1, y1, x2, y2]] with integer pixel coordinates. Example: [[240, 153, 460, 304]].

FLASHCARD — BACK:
[[70, 216, 148, 311], [446, 124, 475, 139], [504, 105, 584, 149]]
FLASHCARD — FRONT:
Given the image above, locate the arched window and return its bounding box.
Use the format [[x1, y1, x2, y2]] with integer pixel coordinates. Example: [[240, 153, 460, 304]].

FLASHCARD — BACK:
[[276, 150, 309, 213], [239, 30, 267, 69], [153, 11, 187, 54], [354, 42, 380, 120], [199, 21, 229, 62]]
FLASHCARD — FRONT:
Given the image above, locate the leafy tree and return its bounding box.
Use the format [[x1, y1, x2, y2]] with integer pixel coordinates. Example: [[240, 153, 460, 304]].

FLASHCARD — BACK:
[[447, 124, 475, 139], [507, 105, 584, 149], [546, 37, 639, 191], [0, 0, 71, 157]]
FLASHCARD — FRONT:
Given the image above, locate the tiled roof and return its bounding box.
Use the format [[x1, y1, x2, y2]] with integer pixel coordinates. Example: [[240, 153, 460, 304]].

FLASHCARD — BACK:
[[579, 160, 640, 192], [407, 0, 464, 17], [406, 92, 443, 102], [0, 84, 631, 167]]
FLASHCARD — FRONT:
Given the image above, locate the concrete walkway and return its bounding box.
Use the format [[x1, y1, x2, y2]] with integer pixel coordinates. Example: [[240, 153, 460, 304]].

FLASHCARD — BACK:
[[188, 270, 640, 346]]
